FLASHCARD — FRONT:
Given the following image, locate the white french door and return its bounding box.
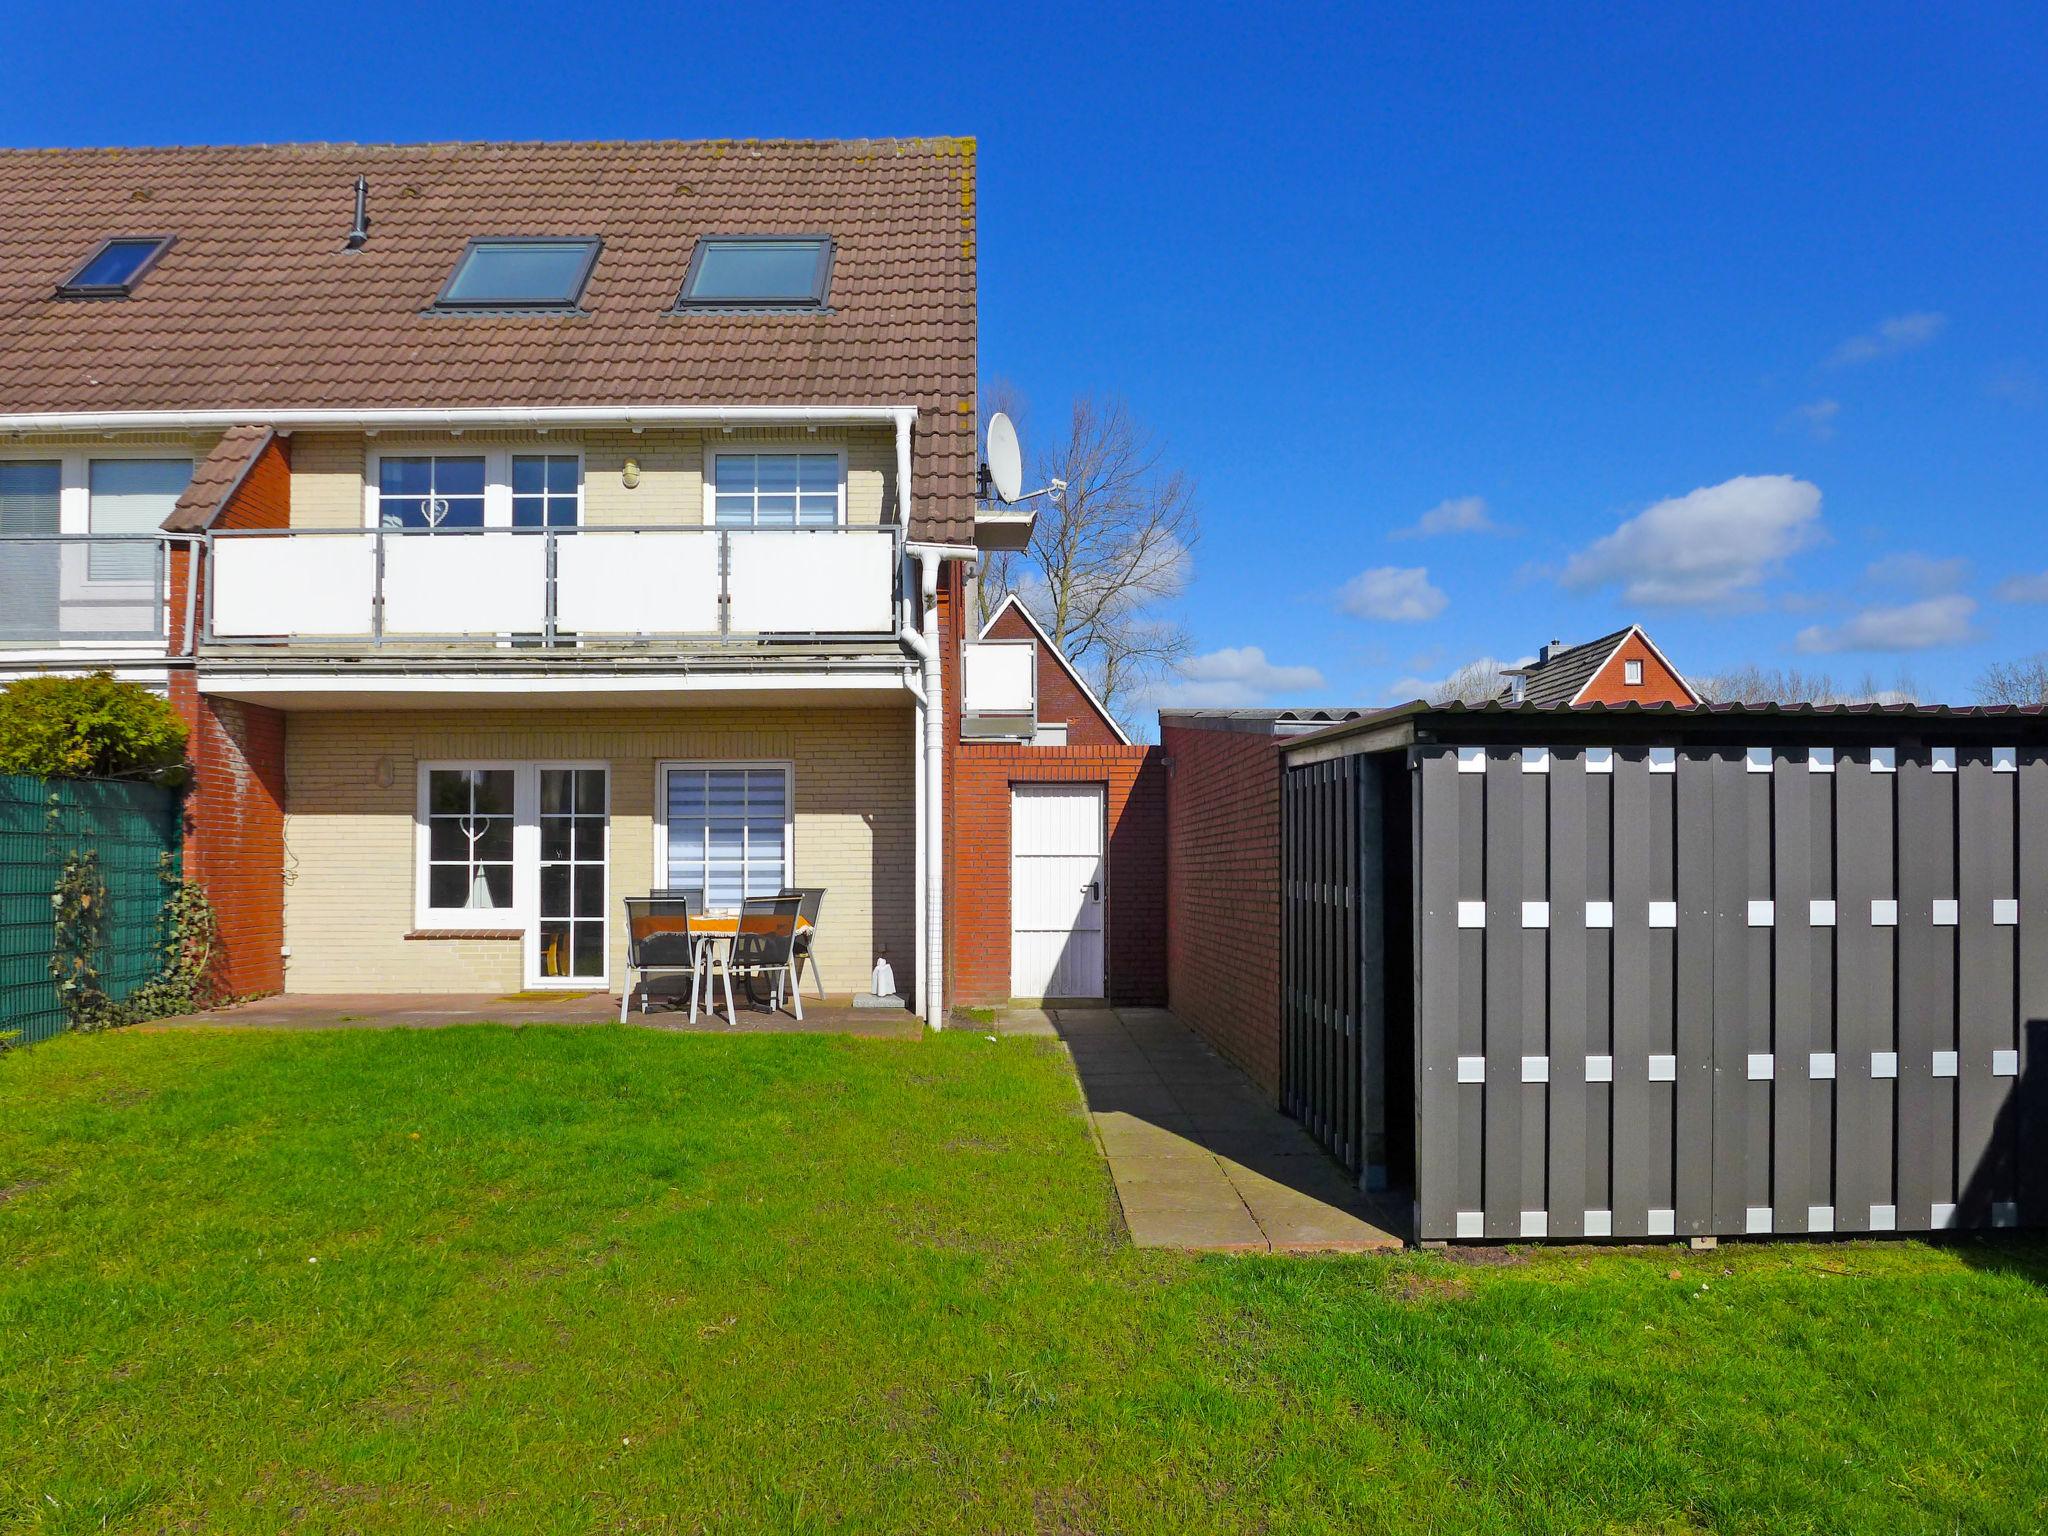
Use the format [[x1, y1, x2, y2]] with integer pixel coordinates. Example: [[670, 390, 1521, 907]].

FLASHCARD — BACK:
[[529, 766, 609, 988], [1010, 784, 1106, 999]]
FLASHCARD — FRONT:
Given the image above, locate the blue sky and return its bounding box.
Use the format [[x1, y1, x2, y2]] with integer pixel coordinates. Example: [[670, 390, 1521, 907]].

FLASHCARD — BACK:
[[6, 1, 2043, 708]]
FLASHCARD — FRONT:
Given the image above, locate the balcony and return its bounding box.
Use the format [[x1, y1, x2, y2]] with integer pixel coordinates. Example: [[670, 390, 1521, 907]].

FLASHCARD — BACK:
[[198, 525, 902, 649], [0, 536, 167, 648]]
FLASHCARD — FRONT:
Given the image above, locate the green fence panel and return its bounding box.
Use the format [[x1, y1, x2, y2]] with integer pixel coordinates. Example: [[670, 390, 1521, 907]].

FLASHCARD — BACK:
[[0, 774, 182, 1046]]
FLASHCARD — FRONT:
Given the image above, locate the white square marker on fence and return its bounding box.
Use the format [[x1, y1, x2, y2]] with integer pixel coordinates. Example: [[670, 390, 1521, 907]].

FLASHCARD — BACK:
[[1457, 900, 1486, 928], [1521, 1055, 1549, 1084], [1456, 1056, 1486, 1084], [1646, 1208, 1675, 1236], [1521, 1210, 1548, 1238], [1522, 746, 1550, 774], [1932, 899, 1959, 927], [1455, 1210, 1483, 1239], [1808, 747, 1836, 773], [1585, 1054, 1614, 1083], [1994, 898, 2019, 926], [1585, 746, 1613, 774], [1808, 1206, 1835, 1233], [1932, 1050, 1958, 1078], [1746, 1206, 1773, 1234], [1747, 1053, 1774, 1080], [1809, 1052, 1836, 1079], [1746, 746, 1773, 774], [1748, 900, 1775, 927], [1871, 900, 1898, 927], [1585, 900, 1614, 928], [1810, 899, 1837, 926], [1457, 746, 1485, 774], [1648, 1054, 1677, 1082], [1931, 746, 1957, 773], [1994, 746, 2017, 773], [1584, 1209, 1613, 1237], [1993, 1049, 2019, 1077], [1994, 1201, 2018, 1228], [1648, 746, 1677, 774], [1871, 747, 1896, 773], [1871, 1051, 1899, 1078], [1522, 901, 1550, 928], [1648, 901, 1678, 929], [1932, 1202, 1957, 1229], [1869, 1204, 1897, 1231]]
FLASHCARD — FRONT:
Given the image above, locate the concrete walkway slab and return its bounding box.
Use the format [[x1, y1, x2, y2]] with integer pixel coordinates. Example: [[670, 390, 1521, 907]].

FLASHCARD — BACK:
[[1058, 1006, 1406, 1254]]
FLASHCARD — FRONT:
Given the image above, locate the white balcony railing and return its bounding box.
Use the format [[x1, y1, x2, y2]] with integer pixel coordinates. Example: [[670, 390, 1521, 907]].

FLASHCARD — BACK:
[[201, 525, 902, 645]]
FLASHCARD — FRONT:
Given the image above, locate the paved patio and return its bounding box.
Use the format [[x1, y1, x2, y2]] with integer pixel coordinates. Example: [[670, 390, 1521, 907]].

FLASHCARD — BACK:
[[1003, 1005, 1407, 1253], [145, 990, 923, 1038]]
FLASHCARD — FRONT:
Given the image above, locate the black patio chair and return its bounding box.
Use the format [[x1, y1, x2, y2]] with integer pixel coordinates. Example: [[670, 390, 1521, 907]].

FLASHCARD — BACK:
[[779, 886, 828, 999], [622, 893, 706, 1023], [725, 893, 807, 1021]]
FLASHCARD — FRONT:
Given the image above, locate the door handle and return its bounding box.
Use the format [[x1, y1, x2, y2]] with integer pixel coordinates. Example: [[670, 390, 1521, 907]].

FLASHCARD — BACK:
[[1085, 882, 1101, 902]]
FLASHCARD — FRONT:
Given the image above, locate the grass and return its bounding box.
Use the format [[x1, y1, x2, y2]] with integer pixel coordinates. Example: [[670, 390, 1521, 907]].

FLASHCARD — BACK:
[[2, 1026, 2045, 1534]]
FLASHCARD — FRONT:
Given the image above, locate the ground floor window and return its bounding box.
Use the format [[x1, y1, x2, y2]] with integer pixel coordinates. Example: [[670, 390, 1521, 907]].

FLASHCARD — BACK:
[[658, 763, 791, 908], [416, 762, 609, 983]]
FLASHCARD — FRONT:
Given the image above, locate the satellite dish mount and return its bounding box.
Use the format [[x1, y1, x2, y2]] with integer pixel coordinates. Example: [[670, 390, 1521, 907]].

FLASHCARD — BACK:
[[981, 412, 1065, 509]]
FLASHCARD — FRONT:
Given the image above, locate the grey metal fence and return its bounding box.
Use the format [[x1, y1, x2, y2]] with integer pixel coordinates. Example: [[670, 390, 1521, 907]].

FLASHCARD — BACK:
[[0, 536, 168, 646]]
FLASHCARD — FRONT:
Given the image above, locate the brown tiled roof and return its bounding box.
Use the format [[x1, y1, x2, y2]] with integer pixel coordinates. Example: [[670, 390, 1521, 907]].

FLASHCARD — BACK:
[[163, 425, 272, 531], [0, 138, 978, 541]]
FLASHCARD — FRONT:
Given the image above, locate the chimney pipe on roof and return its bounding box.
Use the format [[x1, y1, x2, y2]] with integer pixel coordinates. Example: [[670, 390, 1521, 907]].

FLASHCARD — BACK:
[[345, 177, 370, 250], [1542, 637, 1564, 663]]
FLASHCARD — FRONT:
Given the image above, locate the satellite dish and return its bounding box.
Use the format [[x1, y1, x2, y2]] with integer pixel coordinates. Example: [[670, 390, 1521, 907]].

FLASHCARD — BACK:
[[985, 412, 1023, 504]]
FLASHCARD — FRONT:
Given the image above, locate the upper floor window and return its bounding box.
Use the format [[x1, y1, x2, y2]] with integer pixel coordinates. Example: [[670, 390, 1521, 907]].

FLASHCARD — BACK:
[[1624, 658, 1644, 686], [712, 452, 842, 528], [676, 237, 833, 309], [512, 454, 581, 528], [57, 236, 173, 298], [378, 456, 485, 530], [434, 238, 601, 311], [88, 458, 190, 580]]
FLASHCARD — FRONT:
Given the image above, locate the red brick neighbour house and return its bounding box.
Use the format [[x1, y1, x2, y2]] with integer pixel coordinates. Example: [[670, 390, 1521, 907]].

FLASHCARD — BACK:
[[1500, 625, 1697, 708], [0, 138, 1130, 1025]]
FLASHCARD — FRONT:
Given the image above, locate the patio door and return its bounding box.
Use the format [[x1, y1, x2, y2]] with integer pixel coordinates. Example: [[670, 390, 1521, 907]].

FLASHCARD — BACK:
[[528, 766, 609, 988], [1010, 784, 1105, 999]]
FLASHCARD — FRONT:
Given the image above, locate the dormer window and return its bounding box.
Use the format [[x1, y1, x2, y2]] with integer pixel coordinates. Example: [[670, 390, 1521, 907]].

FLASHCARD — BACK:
[[434, 238, 601, 311], [676, 236, 833, 309], [57, 236, 173, 297], [1624, 659, 1644, 686]]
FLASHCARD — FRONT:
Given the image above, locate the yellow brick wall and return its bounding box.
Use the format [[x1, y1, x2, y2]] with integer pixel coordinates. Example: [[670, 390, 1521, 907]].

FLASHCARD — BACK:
[[283, 428, 896, 529], [282, 705, 916, 996]]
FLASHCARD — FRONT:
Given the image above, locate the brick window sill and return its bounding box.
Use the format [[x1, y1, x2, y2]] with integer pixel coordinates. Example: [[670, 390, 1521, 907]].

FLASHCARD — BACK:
[[404, 928, 523, 941]]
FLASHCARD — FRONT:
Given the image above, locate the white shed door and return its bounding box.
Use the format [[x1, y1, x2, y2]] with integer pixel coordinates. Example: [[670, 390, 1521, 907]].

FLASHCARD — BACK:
[[1011, 784, 1106, 998]]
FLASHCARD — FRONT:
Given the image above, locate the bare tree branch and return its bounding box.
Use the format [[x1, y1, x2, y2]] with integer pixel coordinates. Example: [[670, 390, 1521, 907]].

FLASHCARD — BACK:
[[1692, 663, 1920, 705], [1974, 654, 2048, 706], [978, 389, 1199, 725]]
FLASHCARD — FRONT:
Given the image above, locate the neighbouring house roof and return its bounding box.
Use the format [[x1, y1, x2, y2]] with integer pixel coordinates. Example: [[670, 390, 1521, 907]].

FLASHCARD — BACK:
[[1499, 625, 1697, 707], [162, 425, 274, 532], [979, 594, 1131, 745], [0, 138, 978, 543]]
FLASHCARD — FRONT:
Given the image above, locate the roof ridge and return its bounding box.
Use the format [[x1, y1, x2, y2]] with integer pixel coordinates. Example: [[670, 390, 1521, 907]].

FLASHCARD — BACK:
[[0, 136, 977, 159]]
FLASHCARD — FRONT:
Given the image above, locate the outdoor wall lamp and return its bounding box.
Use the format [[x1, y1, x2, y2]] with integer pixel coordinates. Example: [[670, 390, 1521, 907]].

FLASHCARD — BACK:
[[621, 458, 641, 489]]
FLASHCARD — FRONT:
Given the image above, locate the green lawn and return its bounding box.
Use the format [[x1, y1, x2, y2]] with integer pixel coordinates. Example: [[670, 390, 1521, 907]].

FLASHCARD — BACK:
[[2, 1027, 2045, 1534]]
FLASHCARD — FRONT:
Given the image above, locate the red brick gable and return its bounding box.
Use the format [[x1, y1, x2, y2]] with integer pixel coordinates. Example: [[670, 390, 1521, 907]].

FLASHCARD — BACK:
[[1575, 628, 1696, 706], [980, 597, 1125, 746]]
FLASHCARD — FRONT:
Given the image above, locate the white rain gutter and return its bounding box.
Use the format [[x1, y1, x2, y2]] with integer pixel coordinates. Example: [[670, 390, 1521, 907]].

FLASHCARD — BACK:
[[0, 405, 923, 435]]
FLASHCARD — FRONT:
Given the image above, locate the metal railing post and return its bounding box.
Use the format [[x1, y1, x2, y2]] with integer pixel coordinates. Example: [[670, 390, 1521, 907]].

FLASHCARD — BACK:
[[372, 528, 386, 645], [718, 530, 732, 637], [544, 528, 558, 648]]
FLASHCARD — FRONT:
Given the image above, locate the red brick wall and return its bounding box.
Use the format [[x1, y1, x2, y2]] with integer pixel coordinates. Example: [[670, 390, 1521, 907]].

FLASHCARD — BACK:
[[166, 434, 292, 998], [981, 603, 1123, 746], [1163, 719, 1287, 1095], [951, 741, 1167, 1007], [1574, 630, 1695, 706]]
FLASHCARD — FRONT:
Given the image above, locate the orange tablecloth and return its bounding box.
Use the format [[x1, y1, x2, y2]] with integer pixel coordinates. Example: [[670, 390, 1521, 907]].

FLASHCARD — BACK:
[[685, 914, 813, 939]]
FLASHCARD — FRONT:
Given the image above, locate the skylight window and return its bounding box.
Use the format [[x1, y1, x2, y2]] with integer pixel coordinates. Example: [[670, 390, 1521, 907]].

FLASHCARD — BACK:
[[434, 238, 602, 311], [57, 236, 173, 297], [676, 236, 834, 308]]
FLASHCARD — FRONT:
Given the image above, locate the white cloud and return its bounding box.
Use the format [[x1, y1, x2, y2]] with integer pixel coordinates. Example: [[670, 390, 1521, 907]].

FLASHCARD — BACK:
[[1795, 594, 1977, 653], [1339, 565, 1448, 622], [1827, 311, 1947, 367], [1560, 474, 1823, 607], [1865, 551, 1968, 593], [1995, 570, 2048, 604], [1786, 398, 1840, 440], [1148, 646, 1327, 709], [1392, 495, 1499, 539]]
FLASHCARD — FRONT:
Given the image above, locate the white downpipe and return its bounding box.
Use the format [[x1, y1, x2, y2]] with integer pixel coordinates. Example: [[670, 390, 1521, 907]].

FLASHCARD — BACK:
[[896, 411, 947, 1029]]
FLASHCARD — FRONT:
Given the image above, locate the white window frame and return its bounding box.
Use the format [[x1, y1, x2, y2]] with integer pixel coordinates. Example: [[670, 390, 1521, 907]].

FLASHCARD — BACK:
[[1623, 658, 1644, 686], [530, 760, 611, 988], [0, 445, 191, 640], [700, 443, 846, 528], [365, 446, 585, 530], [652, 760, 795, 907]]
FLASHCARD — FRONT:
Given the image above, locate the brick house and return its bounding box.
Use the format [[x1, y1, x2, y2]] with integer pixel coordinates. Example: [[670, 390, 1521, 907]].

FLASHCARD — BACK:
[[0, 138, 1164, 1021], [1500, 626, 1697, 708]]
